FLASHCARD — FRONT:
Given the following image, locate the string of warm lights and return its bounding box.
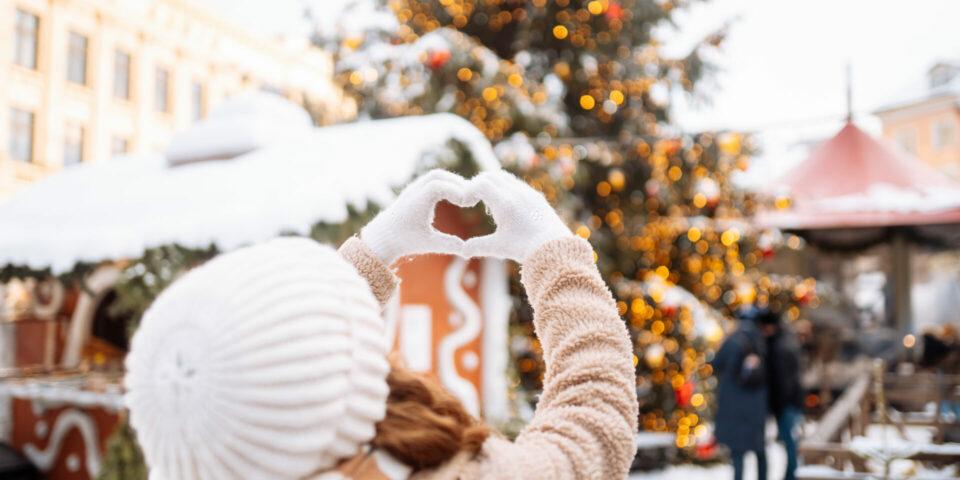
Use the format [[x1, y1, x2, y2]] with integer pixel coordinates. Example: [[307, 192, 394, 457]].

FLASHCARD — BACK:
[[328, 0, 815, 456], [517, 130, 817, 453]]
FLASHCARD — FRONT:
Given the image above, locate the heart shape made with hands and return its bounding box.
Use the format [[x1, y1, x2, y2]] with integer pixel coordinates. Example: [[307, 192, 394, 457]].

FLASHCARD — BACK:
[[382, 169, 571, 262], [420, 174, 493, 249], [431, 198, 498, 241], [362, 169, 569, 264]]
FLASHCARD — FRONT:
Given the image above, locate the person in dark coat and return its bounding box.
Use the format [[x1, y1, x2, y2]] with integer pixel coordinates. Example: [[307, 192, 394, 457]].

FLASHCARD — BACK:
[[712, 306, 769, 480], [761, 310, 804, 480]]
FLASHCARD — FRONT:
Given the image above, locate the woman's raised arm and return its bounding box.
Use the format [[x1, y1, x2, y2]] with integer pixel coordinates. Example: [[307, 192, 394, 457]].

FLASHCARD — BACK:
[[465, 171, 638, 480]]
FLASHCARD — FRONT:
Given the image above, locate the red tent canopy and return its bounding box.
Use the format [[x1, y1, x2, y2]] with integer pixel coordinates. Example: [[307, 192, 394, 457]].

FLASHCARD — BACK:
[[758, 122, 960, 230]]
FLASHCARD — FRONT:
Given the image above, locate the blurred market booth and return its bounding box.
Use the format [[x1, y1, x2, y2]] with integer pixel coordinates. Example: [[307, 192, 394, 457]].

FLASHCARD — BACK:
[[0, 94, 511, 479], [756, 120, 960, 478], [758, 120, 960, 395]]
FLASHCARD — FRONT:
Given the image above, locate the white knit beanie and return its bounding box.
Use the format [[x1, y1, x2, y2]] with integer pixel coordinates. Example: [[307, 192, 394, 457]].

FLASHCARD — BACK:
[[124, 237, 391, 479]]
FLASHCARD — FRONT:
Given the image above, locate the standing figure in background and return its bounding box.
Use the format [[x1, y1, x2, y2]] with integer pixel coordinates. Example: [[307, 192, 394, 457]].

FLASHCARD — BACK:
[[920, 326, 960, 421], [713, 306, 769, 480], [761, 310, 804, 480]]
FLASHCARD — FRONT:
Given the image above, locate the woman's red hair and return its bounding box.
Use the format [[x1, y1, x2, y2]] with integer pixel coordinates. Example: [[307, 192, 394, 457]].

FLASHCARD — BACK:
[[372, 364, 490, 470]]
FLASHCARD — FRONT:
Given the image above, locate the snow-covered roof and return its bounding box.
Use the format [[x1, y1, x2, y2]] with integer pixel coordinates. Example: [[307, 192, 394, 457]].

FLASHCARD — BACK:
[[0, 95, 499, 274], [758, 123, 960, 230], [875, 60, 960, 114]]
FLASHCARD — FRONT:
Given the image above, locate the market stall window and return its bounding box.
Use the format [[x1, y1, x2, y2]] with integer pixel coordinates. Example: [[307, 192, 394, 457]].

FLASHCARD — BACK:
[[85, 291, 129, 369]]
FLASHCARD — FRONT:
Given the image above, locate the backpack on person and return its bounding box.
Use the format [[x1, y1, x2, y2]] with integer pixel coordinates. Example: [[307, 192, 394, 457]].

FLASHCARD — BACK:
[[737, 331, 767, 389]]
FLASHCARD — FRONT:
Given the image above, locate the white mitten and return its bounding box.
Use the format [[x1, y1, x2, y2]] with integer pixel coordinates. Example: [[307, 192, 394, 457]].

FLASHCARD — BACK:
[[463, 170, 572, 262], [361, 170, 470, 266]]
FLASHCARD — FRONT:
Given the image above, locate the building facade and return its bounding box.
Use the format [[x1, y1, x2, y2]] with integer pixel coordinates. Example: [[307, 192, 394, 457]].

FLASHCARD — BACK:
[[0, 0, 351, 202], [875, 61, 960, 178]]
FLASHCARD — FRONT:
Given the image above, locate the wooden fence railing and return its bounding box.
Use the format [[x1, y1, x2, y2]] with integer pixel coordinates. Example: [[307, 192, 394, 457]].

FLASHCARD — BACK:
[[882, 372, 960, 444], [799, 373, 871, 472], [798, 362, 960, 479]]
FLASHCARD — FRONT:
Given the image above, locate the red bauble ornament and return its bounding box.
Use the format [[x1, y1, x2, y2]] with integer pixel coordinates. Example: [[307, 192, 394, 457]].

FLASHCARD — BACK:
[[675, 381, 694, 407], [660, 288, 681, 317], [695, 436, 717, 460], [645, 180, 660, 198], [529, 154, 541, 168], [426, 49, 451, 70], [605, 1, 625, 21]]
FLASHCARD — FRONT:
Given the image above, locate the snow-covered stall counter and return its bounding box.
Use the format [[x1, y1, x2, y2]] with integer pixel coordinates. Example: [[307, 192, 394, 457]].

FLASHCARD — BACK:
[[0, 94, 511, 479]]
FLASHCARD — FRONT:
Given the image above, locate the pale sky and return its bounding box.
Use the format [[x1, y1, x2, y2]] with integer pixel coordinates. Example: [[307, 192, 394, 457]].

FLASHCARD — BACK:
[[200, 0, 960, 182], [663, 0, 960, 129], [659, 0, 960, 182]]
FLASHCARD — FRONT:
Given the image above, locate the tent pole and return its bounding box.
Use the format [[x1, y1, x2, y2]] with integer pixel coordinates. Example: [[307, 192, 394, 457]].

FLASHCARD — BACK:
[[891, 230, 913, 333], [0, 286, 12, 442]]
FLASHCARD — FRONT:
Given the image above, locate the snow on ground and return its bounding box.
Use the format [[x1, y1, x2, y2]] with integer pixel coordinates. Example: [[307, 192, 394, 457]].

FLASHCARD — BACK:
[[630, 442, 786, 480], [630, 423, 958, 480]]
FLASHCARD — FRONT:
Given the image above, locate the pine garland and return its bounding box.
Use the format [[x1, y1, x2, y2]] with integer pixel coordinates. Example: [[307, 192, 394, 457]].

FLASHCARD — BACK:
[[97, 415, 147, 480]]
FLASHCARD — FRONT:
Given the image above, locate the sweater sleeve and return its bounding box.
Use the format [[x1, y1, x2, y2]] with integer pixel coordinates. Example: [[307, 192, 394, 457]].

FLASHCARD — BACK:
[[338, 236, 399, 308], [485, 237, 638, 480]]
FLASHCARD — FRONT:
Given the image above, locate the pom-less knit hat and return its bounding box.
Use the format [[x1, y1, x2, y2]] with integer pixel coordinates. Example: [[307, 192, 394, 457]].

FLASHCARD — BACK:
[[124, 237, 391, 479]]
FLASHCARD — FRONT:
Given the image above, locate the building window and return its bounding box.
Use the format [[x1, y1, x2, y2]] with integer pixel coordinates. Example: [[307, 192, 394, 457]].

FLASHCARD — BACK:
[[933, 118, 957, 152], [67, 31, 88, 85], [8, 108, 34, 163], [929, 64, 959, 88], [111, 137, 128, 156], [114, 50, 131, 99], [155, 67, 169, 112], [14, 9, 39, 69], [63, 124, 85, 166], [895, 128, 917, 155], [191, 81, 204, 121]]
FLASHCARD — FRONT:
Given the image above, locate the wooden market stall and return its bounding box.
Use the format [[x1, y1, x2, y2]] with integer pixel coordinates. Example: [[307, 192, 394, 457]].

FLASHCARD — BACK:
[[758, 121, 960, 478], [759, 121, 960, 336], [0, 94, 512, 479]]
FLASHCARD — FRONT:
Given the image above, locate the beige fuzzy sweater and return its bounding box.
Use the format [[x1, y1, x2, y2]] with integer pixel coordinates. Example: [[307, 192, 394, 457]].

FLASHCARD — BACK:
[[339, 236, 639, 480]]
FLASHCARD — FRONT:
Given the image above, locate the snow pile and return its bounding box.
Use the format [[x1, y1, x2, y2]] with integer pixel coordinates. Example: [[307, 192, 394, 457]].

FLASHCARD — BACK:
[[338, 30, 466, 109], [494, 133, 539, 169], [0, 108, 499, 274], [635, 432, 676, 449], [876, 62, 960, 113], [308, 0, 398, 42], [629, 443, 786, 480], [337, 28, 567, 132], [622, 276, 726, 343], [813, 183, 960, 214], [849, 435, 921, 463], [165, 93, 314, 165]]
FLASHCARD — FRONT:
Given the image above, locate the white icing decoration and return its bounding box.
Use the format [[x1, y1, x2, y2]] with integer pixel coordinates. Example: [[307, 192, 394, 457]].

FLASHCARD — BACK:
[[23, 408, 101, 477], [481, 258, 511, 422], [66, 454, 81, 472], [62, 266, 121, 368], [438, 258, 481, 415], [462, 351, 480, 371], [462, 270, 477, 289], [399, 305, 433, 373]]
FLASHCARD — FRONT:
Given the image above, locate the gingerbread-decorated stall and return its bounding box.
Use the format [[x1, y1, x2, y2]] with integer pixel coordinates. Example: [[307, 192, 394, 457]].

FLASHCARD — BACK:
[[0, 94, 511, 479]]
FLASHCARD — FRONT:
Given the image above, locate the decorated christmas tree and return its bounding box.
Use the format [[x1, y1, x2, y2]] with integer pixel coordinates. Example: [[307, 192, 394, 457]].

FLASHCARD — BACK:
[[318, 0, 817, 454]]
